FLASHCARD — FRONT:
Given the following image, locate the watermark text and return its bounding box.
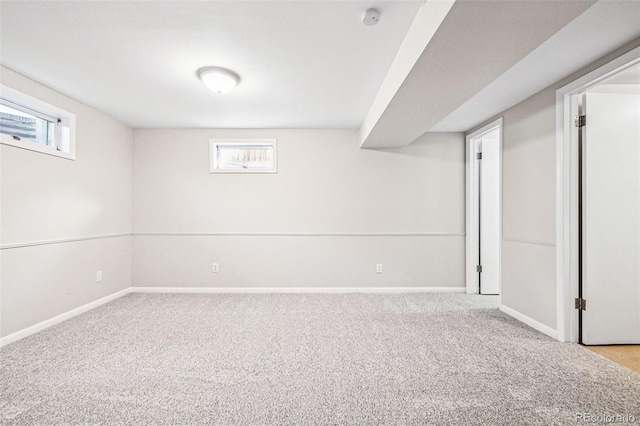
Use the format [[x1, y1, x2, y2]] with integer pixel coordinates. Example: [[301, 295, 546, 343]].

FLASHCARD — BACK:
[[575, 413, 636, 424]]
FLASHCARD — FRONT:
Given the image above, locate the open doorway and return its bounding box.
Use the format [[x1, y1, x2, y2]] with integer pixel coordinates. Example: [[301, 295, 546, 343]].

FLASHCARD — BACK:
[[466, 118, 502, 295], [556, 46, 640, 344]]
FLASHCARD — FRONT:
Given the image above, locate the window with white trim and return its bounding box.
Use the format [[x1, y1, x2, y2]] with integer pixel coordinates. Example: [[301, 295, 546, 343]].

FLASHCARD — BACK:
[[0, 85, 76, 160], [209, 139, 277, 173]]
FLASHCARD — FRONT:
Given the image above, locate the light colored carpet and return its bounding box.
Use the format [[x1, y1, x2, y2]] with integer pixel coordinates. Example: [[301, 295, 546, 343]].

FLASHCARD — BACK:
[[1, 293, 639, 425]]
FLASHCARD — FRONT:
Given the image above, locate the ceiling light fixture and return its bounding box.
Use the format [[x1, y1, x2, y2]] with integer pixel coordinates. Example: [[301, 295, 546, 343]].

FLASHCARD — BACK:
[[198, 67, 240, 94]]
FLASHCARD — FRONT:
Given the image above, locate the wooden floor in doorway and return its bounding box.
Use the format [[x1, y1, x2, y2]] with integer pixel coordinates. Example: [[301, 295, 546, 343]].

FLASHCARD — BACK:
[[586, 345, 640, 374]]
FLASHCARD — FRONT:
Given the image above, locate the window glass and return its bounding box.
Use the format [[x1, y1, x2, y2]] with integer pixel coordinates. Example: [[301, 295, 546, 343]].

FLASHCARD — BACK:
[[0, 85, 76, 160], [0, 102, 57, 147], [210, 139, 277, 173]]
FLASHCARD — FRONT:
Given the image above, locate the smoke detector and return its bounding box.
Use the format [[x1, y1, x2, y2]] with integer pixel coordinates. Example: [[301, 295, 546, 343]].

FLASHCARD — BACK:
[[362, 8, 380, 26]]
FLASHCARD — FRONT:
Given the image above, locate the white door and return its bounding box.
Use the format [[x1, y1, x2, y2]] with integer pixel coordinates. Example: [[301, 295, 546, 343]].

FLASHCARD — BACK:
[[479, 131, 501, 295], [582, 91, 640, 345]]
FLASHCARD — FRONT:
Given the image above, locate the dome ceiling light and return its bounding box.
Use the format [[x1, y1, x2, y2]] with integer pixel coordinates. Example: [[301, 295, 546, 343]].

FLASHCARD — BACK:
[[198, 67, 240, 94]]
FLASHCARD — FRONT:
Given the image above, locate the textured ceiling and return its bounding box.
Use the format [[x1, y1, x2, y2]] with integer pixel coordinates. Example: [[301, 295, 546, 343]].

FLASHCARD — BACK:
[[0, 0, 422, 129]]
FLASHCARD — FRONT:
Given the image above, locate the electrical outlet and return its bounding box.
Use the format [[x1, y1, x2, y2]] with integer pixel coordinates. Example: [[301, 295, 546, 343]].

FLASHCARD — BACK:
[[212, 263, 219, 273], [376, 264, 383, 274], [96, 271, 102, 282]]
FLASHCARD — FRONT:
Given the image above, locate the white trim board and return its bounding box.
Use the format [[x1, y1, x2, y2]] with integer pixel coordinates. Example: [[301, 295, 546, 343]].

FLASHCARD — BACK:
[[0, 233, 131, 250], [503, 238, 555, 248], [0, 286, 466, 346], [555, 46, 640, 343], [133, 232, 465, 237], [0, 288, 131, 348], [500, 304, 557, 339], [0, 232, 467, 251], [131, 287, 467, 294]]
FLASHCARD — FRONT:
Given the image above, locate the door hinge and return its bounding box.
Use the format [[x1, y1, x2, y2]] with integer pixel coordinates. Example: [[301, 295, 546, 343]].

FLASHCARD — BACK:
[[476, 265, 482, 273], [476, 152, 482, 160], [574, 298, 587, 310], [575, 115, 586, 128]]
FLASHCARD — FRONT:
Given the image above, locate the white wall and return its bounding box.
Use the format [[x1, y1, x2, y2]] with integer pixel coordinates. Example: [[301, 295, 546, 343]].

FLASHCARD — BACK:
[[133, 129, 465, 288], [0, 67, 133, 337], [500, 88, 558, 328]]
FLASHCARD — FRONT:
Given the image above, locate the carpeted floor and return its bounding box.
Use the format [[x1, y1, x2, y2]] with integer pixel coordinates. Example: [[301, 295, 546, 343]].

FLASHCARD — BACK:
[[1, 293, 639, 425]]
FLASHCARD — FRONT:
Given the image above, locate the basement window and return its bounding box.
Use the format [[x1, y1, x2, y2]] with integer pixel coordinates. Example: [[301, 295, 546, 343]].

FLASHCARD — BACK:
[[210, 139, 277, 173], [0, 85, 76, 160]]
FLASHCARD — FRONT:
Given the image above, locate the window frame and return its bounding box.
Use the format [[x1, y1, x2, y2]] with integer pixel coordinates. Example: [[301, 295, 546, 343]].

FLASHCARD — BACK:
[[209, 138, 278, 174], [0, 84, 76, 160]]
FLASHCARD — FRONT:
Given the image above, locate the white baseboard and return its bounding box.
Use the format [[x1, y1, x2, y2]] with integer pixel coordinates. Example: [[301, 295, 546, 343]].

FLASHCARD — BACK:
[[0, 286, 466, 347], [0, 288, 131, 348], [131, 286, 467, 294], [500, 304, 557, 339]]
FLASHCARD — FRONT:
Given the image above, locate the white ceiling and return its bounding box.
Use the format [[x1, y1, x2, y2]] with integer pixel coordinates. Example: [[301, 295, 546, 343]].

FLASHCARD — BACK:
[[1, 0, 639, 139], [0, 0, 422, 129]]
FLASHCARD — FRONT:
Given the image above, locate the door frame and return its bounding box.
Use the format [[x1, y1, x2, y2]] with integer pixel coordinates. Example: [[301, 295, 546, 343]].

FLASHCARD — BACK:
[[555, 46, 640, 343], [465, 117, 503, 295]]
